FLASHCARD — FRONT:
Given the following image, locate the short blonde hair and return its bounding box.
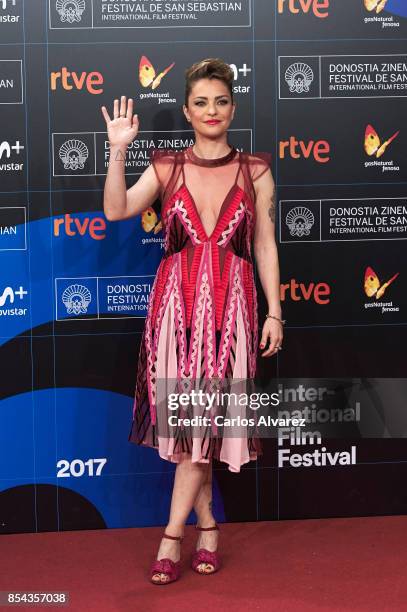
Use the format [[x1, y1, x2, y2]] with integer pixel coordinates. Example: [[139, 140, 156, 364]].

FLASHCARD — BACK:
[[184, 58, 234, 106]]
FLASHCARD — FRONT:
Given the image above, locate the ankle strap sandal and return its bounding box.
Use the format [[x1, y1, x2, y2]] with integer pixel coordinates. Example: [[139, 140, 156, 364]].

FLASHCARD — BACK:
[[150, 532, 183, 585], [191, 523, 221, 574]]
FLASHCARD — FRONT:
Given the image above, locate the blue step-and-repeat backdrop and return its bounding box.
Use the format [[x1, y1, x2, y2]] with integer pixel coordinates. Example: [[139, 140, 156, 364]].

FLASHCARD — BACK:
[[1, 0, 407, 534]]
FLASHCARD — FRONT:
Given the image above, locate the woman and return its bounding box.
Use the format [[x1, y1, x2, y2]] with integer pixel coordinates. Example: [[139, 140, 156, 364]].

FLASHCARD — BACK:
[[101, 58, 283, 584]]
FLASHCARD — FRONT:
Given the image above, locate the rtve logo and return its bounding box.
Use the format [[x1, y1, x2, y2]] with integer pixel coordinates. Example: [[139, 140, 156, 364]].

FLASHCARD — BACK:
[[54, 214, 107, 240], [280, 279, 331, 304], [277, 0, 329, 18], [50, 67, 104, 94], [279, 137, 330, 163]]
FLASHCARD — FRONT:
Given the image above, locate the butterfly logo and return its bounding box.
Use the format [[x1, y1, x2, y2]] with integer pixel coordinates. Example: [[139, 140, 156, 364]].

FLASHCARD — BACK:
[[364, 266, 399, 300], [364, 124, 399, 158], [139, 55, 175, 90], [141, 207, 162, 234], [364, 0, 388, 13]]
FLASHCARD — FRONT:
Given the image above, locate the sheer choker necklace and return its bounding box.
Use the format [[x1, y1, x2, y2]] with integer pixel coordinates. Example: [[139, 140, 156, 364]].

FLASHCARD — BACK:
[[186, 145, 238, 167]]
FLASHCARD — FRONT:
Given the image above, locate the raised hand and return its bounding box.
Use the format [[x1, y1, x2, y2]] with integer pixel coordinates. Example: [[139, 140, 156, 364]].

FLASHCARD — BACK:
[[101, 96, 139, 147]]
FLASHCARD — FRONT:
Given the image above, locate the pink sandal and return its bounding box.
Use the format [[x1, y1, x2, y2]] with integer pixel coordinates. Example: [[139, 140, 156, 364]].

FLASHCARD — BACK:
[[191, 523, 221, 574], [150, 532, 184, 585]]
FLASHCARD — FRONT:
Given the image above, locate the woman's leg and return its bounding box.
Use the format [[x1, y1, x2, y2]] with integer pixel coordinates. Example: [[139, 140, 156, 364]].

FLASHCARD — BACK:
[[193, 458, 214, 525], [152, 457, 208, 583], [192, 458, 219, 573]]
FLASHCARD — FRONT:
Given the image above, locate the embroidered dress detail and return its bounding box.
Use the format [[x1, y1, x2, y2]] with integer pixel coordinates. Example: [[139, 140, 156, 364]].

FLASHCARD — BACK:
[[128, 145, 272, 473]]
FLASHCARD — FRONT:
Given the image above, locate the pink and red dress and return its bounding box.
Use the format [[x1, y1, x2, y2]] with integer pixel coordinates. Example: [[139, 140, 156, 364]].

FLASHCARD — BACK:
[[128, 144, 272, 472]]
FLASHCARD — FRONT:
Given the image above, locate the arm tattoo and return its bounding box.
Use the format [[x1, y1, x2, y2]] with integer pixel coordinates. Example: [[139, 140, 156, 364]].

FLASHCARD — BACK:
[[268, 187, 276, 223]]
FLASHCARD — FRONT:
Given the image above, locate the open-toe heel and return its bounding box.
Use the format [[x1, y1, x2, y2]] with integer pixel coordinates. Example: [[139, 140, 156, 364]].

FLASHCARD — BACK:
[[191, 523, 221, 575], [150, 532, 184, 585]]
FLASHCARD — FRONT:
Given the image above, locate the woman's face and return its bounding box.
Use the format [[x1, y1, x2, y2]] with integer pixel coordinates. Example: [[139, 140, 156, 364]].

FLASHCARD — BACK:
[[183, 78, 235, 138]]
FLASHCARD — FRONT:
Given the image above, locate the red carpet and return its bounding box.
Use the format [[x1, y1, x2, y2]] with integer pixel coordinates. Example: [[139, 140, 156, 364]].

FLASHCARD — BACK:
[[1, 515, 406, 611]]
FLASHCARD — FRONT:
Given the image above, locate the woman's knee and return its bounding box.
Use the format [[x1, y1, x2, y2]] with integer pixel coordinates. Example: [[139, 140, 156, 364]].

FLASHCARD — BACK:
[[176, 457, 210, 473]]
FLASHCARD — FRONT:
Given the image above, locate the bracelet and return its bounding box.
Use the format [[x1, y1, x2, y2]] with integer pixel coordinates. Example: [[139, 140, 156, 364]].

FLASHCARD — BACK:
[[265, 314, 286, 325]]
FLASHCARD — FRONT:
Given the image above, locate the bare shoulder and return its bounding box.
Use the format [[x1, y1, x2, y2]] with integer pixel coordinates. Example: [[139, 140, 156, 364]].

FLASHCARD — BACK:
[[149, 147, 180, 165], [244, 150, 272, 162], [241, 150, 273, 182]]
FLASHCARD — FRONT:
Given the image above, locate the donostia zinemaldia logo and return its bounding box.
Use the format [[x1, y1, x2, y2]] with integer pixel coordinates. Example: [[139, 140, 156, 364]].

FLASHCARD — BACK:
[[59, 139, 89, 171], [56, 0, 86, 23], [286, 206, 315, 237], [285, 62, 314, 94], [62, 284, 91, 315]]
